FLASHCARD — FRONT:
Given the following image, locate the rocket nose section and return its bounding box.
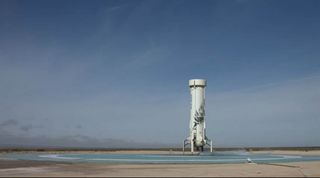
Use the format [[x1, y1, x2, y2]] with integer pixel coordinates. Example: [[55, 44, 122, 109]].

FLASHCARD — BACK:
[[189, 79, 206, 87]]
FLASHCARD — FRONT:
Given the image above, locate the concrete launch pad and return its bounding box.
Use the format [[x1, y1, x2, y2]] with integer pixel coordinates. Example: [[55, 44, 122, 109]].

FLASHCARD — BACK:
[[1, 150, 320, 177], [3, 151, 320, 164]]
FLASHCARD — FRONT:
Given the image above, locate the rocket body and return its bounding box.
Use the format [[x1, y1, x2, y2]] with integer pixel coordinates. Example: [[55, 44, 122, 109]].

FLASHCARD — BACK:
[[189, 79, 207, 147], [183, 79, 212, 153]]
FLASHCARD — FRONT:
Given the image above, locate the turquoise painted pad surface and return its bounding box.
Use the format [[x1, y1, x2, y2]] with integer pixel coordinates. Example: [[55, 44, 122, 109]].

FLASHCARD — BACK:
[[3, 152, 320, 164]]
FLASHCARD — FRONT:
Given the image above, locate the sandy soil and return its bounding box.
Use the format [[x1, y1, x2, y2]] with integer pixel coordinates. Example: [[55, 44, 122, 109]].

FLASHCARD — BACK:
[[0, 150, 181, 155], [0, 150, 320, 177], [1, 161, 320, 177]]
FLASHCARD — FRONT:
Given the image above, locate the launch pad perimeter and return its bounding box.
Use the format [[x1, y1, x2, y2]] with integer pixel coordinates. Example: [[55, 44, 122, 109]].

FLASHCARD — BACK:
[[3, 151, 320, 164]]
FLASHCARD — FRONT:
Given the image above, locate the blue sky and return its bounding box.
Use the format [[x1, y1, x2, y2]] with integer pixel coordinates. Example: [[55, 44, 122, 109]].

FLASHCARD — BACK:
[[0, 0, 319, 148]]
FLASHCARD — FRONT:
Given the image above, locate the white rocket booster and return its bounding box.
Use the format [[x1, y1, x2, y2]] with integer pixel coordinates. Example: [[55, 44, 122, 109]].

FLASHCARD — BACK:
[[183, 79, 213, 153]]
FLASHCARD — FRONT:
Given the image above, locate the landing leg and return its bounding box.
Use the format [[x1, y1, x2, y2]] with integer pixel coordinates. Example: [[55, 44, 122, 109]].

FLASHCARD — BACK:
[[191, 141, 193, 153], [183, 140, 185, 153]]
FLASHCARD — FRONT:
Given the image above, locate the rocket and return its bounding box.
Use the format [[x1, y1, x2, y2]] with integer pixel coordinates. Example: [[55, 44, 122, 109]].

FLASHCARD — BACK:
[[183, 79, 213, 153]]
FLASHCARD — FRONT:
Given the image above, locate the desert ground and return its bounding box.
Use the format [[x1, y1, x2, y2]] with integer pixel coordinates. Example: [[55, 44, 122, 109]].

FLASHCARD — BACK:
[[0, 150, 320, 177]]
